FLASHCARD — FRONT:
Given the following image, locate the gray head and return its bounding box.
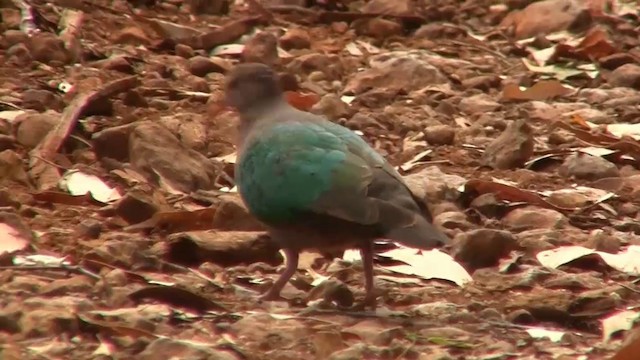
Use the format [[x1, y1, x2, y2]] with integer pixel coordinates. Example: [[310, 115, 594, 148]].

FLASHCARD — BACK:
[[224, 63, 284, 114]]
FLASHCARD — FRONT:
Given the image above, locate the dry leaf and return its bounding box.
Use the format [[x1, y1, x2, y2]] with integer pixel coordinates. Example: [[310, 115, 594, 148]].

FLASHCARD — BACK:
[[502, 80, 574, 101]]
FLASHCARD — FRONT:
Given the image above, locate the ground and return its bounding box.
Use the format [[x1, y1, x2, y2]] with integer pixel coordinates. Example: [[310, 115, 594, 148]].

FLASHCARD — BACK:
[[0, 0, 640, 359]]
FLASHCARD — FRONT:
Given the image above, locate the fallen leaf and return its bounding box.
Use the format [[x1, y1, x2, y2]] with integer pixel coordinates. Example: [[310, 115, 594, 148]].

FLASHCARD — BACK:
[[378, 246, 472, 286], [59, 170, 122, 203], [502, 80, 574, 101], [526, 327, 566, 342], [0, 223, 30, 256], [602, 310, 640, 342], [128, 285, 228, 313], [537, 245, 640, 276]]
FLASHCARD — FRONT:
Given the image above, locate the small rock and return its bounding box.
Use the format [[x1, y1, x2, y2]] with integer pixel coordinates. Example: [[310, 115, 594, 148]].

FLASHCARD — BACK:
[[129, 122, 217, 193], [481, 119, 534, 169], [95, 55, 135, 74], [114, 190, 163, 224], [279, 28, 311, 50], [92, 123, 136, 161], [424, 125, 455, 145], [343, 319, 400, 346], [175, 43, 195, 58], [0, 150, 29, 185], [27, 32, 69, 65], [74, 219, 103, 239], [139, 337, 238, 360], [469, 193, 509, 218], [353, 18, 403, 38], [188, 55, 226, 77], [0, 135, 16, 151], [506, 309, 534, 324], [2, 30, 28, 48], [242, 31, 279, 66], [344, 51, 448, 95], [21, 89, 64, 112], [599, 53, 636, 70], [558, 153, 620, 180], [187, 0, 230, 14], [585, 230, 620, 254], [39, 275, 95, 296], [361, 0, 412, 16], [287, 53, 342, 80], [452, 229, 519, 269], [546, 190, 590, 208], [6, 42, 32, 66], [502, 206, 568, 230], [230, 313, 307, 350], [20, 309, 78, 338], [608, 63, 640, 89], [462, 75, 502, 91], [310, 94, 352, 120], [434, 211, 474, 233], [112, 26, 153, 45], [458, 93, 501, 114]]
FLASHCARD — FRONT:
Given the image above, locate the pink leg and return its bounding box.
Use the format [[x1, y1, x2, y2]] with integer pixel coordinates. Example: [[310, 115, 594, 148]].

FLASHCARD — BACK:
[[260, 248, 299, 301], [360, 242, 377, 308]]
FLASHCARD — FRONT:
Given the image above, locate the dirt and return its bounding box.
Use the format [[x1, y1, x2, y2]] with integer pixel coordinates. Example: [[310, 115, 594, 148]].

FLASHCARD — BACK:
[[1, 0, 640, 359]]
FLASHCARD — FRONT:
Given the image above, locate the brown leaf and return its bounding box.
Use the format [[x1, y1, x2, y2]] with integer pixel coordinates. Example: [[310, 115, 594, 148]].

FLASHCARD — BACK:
[[502, 80, 573, 101], [284, 91, 321, 111], [128, 285, 228, 313], [464, 179, 575, 212], [78, 314, 160, 339]]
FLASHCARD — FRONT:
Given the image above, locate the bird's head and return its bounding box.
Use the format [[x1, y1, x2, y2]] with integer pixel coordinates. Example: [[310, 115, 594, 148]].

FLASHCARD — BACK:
[[224, 63, 283, 115]]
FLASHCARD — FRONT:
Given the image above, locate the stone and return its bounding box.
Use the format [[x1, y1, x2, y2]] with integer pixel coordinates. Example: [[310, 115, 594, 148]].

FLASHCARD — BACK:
[[344, 50, 448, 95], [39, 275, 95, 296], [138, 338, 238, 360], [352, 18, 403, 38], [287, 53, 343, 80], [21, 89, 64, 112], [461, 75, 502, 91], [458, 93, 501, 114], [92, 123, 136, 161], [361, 0, 412, 16], [0, 150, 29, 185], [129, 122, 217, 193], [27, 32, 70, 65], [608, 63, 640, 89], [310, 94, 352, 120], [113, 190, 163, 224], [175, 43, 195, 58], [112, 26, 153, 45], [558, 153, 620, 180], [279, 28, 311, 50], [20, 309, 78, 338], [452, 229, 519, 269], [2, 30, 28, 49], [424, 125, 455, 145], [502, 206, 568, 230], [188, 55, 226, 77], [241, 31, 279, 66], [480, 119, 534, 169]]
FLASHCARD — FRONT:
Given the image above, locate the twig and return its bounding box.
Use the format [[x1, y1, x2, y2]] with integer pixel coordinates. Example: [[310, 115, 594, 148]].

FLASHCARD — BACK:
[[58, 9, 84, 64], [449, 39, 511, 67], [31, 155, 71, 171], [0, 265, 101, 280], [29, 75, 139, 189], [13, 0, 39, 35]]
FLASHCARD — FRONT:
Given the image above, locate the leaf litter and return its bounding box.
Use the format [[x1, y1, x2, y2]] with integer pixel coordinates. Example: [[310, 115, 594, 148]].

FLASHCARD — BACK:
[[1, 0, 640, 359]]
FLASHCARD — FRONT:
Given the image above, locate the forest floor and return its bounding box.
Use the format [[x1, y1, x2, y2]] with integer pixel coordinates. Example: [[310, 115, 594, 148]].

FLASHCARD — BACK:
[[1, 0, 640, 359]]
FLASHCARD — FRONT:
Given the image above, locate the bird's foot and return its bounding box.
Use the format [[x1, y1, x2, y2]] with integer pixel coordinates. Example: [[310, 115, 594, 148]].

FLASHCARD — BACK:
[[258, 289, 287, 302], [352, 293, 377, 311]]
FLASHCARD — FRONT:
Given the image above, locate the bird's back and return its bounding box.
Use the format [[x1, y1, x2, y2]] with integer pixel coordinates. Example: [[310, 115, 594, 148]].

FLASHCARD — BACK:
[[236, 105, 449, 250]]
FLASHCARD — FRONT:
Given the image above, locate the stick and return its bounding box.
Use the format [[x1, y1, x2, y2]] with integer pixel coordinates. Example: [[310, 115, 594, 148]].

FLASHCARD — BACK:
[[29, 76, 140, 189]]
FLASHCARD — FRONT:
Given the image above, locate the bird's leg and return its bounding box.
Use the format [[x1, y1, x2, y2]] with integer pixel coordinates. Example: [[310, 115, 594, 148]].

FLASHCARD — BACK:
[[359, 241, 377, 309], [259, 248, 299, 301]]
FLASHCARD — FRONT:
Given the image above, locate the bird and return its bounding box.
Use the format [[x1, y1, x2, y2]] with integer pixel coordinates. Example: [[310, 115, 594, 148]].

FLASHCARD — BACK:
[[224, 62, 450, 308]]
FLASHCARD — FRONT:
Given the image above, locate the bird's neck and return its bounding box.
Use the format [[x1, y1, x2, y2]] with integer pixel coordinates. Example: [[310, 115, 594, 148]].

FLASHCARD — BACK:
[[236, 97, 289, 144]]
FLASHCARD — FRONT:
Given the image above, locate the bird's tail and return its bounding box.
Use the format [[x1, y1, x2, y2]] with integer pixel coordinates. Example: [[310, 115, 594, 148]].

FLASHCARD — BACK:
[[385, 218, 450, 250]]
